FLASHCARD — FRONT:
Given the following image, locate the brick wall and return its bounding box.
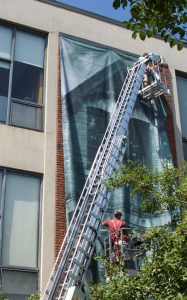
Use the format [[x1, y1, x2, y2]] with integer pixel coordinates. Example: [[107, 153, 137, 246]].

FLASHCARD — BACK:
[[55, 36, 66, 259], [55, 39, 178, 258], [163, 66, 178, 168]]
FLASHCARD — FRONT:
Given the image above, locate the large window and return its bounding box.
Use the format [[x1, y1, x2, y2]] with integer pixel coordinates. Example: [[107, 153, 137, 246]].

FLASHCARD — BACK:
[[176, 73, 187, 160], [0, 23, 46, 131], [0, 170, 42, 300]]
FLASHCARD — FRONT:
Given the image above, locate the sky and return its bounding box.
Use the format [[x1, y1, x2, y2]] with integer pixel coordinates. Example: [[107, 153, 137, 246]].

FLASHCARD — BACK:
[[56, 0, 131, 22]]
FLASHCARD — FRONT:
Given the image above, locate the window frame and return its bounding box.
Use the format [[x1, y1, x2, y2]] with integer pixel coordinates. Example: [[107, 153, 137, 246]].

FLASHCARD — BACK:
[[175, 71, 187, 160], [0, 21, 47, 132], [0, 168, 43, 290]]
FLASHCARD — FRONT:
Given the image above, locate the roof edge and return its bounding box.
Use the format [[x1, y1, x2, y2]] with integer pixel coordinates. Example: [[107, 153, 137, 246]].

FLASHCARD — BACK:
[[35, 0, 125, 28]]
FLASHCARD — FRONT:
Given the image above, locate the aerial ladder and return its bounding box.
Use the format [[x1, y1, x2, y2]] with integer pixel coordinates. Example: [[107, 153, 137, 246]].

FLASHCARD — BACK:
[[42, 53, 170, 300]]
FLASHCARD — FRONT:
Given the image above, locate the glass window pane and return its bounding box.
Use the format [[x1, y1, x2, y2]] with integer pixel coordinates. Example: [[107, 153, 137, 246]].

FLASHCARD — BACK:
[[0, 61, 10, 124], [0, 25, 12, 60], [12, 61, 44, 104], [10, 101, 42, 131], [12, 32, 45, 104], [2, 270, 38, 300], [0, 171, 2, 199], [15, 31, 45, 67], [2, 174, 40, 267], [176, 76, 187, 138], [183, 140, 187, 160]]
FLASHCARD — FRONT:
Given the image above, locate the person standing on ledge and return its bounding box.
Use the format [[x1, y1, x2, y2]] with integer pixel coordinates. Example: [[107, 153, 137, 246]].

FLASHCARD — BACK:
[[102, 210, 130, 265]]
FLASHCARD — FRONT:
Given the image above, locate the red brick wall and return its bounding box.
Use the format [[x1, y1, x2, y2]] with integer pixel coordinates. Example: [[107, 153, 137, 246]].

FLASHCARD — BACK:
[[164, 66, 178, 168], [55, 36, 66, 259], [55, 39, 178, 258]]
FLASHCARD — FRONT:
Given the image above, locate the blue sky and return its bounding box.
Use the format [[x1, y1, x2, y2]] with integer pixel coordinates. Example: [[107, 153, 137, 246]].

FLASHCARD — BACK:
[[57, 0, 131, 22]]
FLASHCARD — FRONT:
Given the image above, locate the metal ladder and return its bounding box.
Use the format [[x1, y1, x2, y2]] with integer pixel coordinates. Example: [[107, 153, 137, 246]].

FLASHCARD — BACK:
[[42, 54, 159, 300]]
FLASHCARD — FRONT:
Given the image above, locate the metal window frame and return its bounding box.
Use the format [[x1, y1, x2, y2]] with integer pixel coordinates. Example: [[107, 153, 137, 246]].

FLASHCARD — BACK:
[[0, 169, 43, 291], [0, 21, 47, 132]]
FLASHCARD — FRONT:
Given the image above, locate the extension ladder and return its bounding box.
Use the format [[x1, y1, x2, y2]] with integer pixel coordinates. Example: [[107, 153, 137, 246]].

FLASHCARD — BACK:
[[42, 54, 163, 300]]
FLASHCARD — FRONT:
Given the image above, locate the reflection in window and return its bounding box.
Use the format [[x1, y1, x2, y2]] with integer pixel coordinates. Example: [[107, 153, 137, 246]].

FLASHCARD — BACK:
[[12, 31, 45, 105], [2, 270, 38, 300], [0, 25, 12, 60], [0, 61, 10, 124], [10, 102, 42, 131], [2, 173, 40, 268]]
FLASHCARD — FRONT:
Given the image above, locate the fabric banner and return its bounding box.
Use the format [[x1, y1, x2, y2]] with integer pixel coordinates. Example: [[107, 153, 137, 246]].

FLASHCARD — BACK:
[[60, 36, 173, 283]]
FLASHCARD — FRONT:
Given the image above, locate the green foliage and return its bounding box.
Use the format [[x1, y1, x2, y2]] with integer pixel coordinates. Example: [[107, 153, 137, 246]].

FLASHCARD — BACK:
[[113, 0, 187, 50], [105, 161, 187, 216], [90, 213, 187, 299], [25, 291, 41, 300], [0, 290, 9, 300], [90, 162, 187, 299]]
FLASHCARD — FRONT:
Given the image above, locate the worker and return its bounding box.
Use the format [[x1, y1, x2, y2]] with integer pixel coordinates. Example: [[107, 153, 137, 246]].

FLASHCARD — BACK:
[[138, 52, 152, 87], [102, 210, 130, 265], [138, 52, 160, 87]]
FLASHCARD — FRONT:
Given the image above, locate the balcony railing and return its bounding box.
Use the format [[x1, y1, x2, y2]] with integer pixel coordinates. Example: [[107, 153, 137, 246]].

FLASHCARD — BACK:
[[104, 228, 146, 278]]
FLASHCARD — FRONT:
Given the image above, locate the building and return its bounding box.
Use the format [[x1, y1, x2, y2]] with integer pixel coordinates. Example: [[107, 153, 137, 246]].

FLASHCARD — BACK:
[[0, 0, 186, 298]]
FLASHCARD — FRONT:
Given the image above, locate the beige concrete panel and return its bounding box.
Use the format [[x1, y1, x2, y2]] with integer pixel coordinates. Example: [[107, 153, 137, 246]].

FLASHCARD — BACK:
[[0, 125, 44, 173], [169, 68, 184, 166], [40, 31, 58, 291]]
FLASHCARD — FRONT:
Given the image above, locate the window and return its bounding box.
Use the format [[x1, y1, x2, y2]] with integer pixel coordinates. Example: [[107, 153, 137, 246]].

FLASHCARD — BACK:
[[0, 23, 46, 131], [0, 170, 42, 300], [176, 73, 187, 160]]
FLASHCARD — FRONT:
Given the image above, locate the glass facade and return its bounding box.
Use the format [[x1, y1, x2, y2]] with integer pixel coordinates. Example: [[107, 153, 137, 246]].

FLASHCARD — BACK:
[[0, 24, 45, 131]]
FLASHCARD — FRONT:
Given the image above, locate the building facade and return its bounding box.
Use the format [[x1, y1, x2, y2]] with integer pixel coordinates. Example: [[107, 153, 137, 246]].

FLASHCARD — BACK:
[[0, 0, 186, 298]]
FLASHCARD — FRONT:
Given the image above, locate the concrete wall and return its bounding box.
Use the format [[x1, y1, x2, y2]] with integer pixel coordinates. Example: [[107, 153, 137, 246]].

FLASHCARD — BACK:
[[0, 0, 186, 292]]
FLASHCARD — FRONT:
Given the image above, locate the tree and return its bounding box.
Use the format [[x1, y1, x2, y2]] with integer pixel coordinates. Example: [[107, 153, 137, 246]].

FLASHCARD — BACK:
[[90, 161, 187, 299], [113, 0, 187, 51]]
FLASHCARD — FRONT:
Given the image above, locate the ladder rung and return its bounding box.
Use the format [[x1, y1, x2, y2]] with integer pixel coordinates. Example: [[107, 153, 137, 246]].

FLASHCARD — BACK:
[[94, 200, 105, 211], [87, 222, 97, 232], [73, 258, 86, 270], [81, 233, 95, 245], [78, 246, 91, 258], [88, 210, 101, 220], [98, 190, 107, 198], [107, 160, 117, 171], [104, 169, 112, 177], [69, 271, 80, 281], [89, 192, 97, 197], [113, 144, 123, 153]]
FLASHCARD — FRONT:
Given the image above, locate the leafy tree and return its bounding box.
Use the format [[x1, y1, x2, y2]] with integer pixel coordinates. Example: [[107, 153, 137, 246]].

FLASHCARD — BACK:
[[90, 161, 187, 299], [25, 291, 41, 300], [113, 0, 187, 50]]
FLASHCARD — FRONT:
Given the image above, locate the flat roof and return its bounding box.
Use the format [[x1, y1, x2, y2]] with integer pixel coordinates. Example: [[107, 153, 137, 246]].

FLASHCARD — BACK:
[[36, 0, 128, 28]]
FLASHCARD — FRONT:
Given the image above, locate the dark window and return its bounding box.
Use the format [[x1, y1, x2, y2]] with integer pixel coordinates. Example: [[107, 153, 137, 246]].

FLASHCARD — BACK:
[[0, 24, 46, 131], [0, 61, 10, 124]]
